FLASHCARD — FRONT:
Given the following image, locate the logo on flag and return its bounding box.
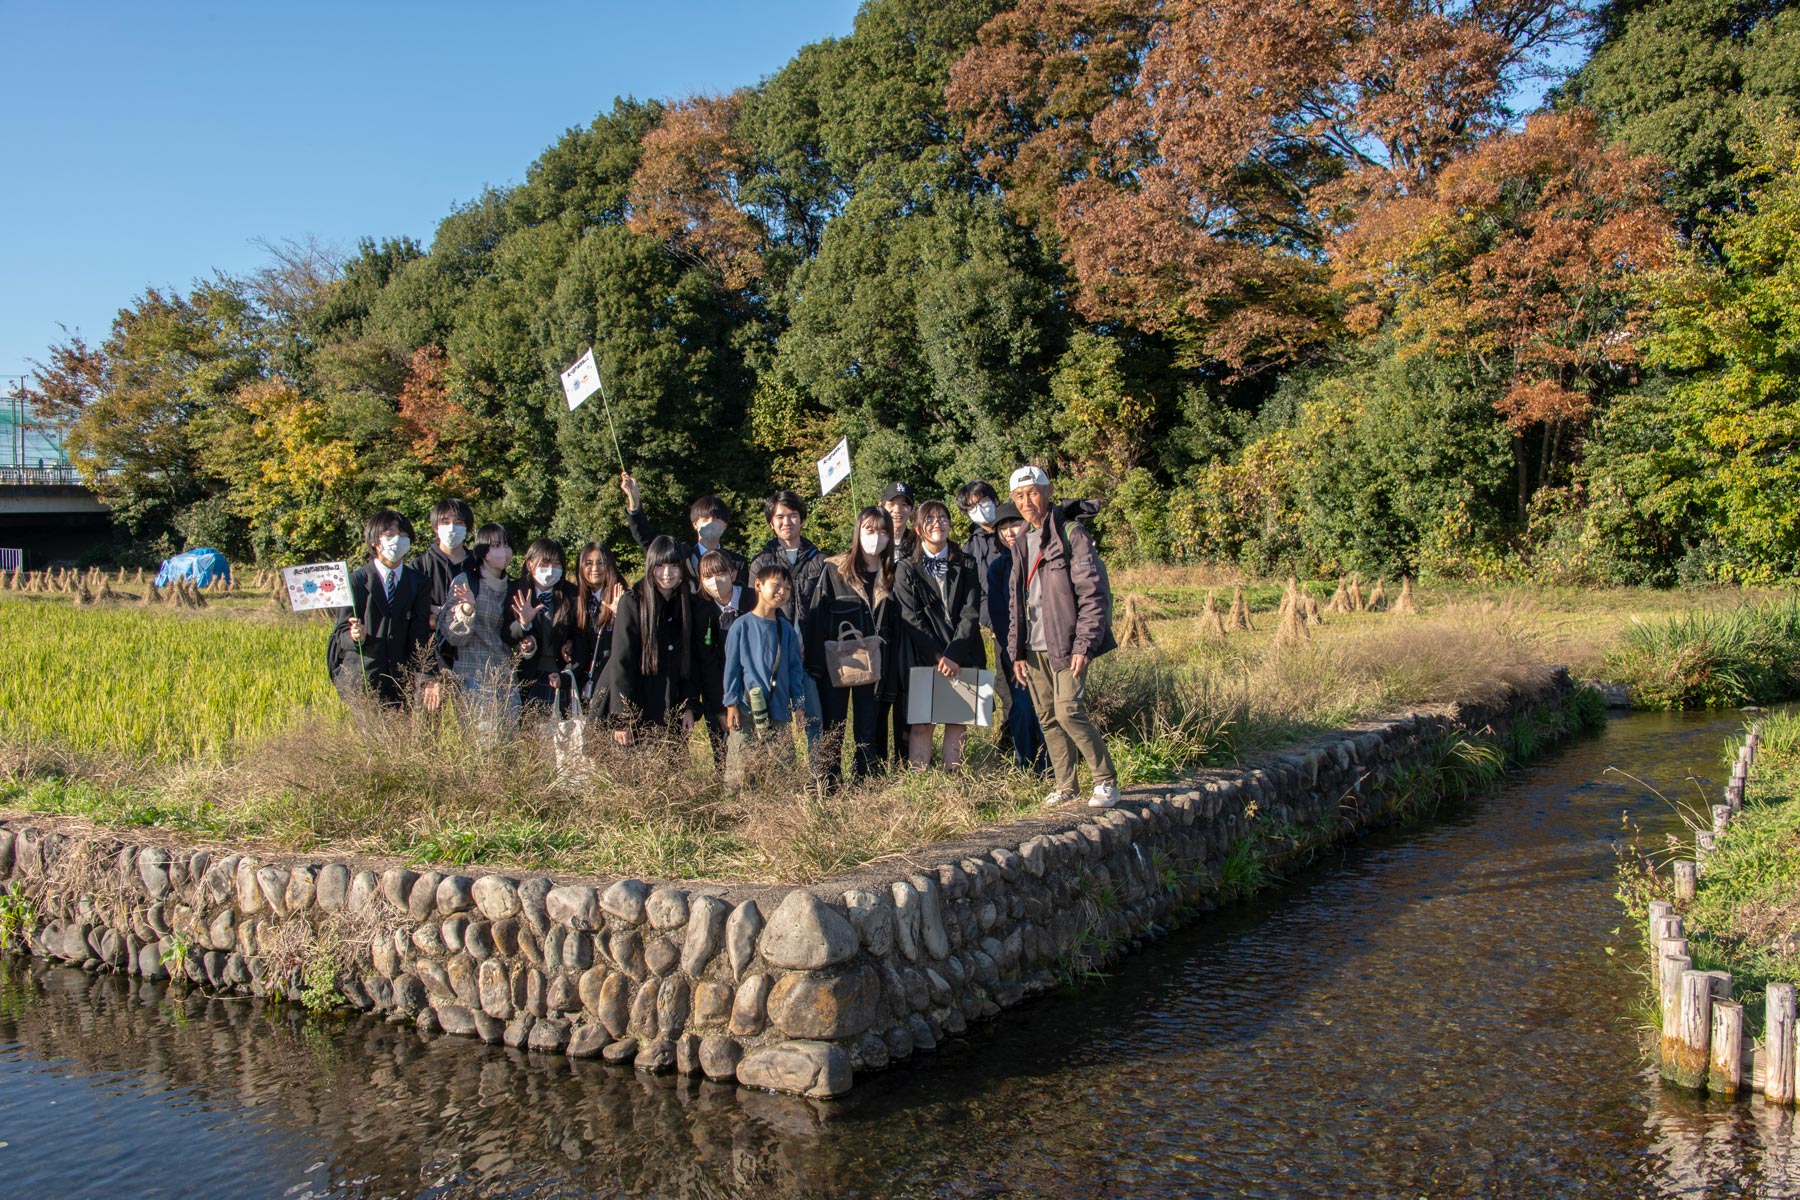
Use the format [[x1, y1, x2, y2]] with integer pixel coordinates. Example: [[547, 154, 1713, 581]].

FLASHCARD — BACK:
[[817, 436, 852, 497], [560, 348, 602, 411]]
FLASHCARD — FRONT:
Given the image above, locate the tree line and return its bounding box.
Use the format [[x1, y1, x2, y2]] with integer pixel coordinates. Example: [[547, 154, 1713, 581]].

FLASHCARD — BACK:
[[21, 0, 1800, 584]]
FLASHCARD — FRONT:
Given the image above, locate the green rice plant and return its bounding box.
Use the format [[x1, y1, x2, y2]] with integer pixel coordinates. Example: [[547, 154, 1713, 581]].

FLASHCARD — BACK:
[[0, 599, 338, 760]]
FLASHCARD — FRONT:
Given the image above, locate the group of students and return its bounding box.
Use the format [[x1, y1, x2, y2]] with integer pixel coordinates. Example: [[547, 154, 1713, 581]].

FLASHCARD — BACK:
[[327, 465, 1122, 807]]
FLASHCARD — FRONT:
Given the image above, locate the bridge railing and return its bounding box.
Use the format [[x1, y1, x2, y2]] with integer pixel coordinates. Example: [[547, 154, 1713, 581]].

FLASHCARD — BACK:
[[0, 465, 84, 487]]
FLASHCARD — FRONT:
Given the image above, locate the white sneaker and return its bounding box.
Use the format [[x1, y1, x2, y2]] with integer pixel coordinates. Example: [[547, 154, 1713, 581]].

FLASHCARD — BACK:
[[1042, 789, 1071, 807], [1087, 782, 1121, 808]]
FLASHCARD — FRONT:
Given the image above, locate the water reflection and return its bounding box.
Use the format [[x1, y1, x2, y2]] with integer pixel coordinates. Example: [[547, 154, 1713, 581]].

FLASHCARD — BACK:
[[2, 711, 1798, 1198]]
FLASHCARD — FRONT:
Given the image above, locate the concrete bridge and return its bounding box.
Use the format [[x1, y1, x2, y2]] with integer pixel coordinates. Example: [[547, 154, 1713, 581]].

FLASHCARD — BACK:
[[0, 467, 113, 566]]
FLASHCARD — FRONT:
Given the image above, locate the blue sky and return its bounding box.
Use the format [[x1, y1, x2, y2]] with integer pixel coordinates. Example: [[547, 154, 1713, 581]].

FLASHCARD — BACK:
[[0, 1, 861, 385]]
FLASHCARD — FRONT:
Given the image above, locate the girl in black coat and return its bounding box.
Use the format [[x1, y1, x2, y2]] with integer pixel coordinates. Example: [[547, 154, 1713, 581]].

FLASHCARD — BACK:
[[597, 535, 700, 741], [809, 506, 901, 784], [506, 538, 579, 717], [573, 541, 625, 705], [893, 500, 986, 769]]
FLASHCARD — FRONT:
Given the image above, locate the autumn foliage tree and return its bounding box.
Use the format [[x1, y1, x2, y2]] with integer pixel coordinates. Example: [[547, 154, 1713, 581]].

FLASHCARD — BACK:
[[948, 0, 1585, 373], [626, 92, 769, 291], [1331, 109, 1676, 510]]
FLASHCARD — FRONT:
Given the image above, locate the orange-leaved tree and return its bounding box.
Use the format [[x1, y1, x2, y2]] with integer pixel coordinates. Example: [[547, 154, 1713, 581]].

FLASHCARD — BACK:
[[626, 92, 768, 292], [948, 0, 1582, 374], [1330, 108, 1676, 511]]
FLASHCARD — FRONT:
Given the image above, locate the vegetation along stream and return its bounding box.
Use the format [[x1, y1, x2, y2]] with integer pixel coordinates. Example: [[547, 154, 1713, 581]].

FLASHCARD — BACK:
[[0, 709, 1788, 1198]]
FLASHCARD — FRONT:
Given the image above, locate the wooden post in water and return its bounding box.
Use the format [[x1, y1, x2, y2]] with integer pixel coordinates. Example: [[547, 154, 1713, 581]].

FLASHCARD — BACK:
[[1713, 804, 1733, 835], [1767, 984, 1797, 1105], [1674, 860, 1698, 902], [1667, 970, 1714, 1089], [1711, 1000, 1746, 1096], [1661, 953, 1692, 1061]]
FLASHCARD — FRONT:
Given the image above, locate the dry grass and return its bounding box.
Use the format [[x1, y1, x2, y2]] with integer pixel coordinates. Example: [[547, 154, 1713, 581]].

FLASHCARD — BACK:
[[1, 568, 1665, 883]]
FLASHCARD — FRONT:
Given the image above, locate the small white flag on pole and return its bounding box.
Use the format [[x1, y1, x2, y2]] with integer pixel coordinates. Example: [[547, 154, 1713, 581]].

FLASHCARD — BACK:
[[560, 348, 602, 411], [817, 436, 852, 497]]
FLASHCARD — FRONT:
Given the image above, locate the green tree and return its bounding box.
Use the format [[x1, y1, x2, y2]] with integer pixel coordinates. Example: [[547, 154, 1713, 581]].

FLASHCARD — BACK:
[[1582, 127, 1800, 582], [24, 279, 268, 549], [1568, 0, 1800, 235]]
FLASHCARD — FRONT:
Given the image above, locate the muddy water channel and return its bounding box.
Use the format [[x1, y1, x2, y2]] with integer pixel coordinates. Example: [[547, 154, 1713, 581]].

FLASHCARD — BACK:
[[3, 710, 1796, 1198]]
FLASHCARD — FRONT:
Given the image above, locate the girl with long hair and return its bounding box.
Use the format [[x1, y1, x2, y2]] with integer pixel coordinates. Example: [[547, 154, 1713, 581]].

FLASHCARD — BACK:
[[596, 535, 699, 742], [809, 506, 900, 784], [573, 541, 625, 705]]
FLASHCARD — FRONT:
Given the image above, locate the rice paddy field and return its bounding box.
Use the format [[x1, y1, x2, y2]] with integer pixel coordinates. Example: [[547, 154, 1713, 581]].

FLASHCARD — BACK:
[[0, 568, 1790, 879], [0, 594, 338, 760]]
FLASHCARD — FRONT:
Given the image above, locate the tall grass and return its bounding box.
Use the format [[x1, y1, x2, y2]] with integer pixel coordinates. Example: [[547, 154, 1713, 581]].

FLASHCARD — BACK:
[[0, 599, 338, 759], [1604, 597, 1800, 708], [0, 586, 1568, 881]]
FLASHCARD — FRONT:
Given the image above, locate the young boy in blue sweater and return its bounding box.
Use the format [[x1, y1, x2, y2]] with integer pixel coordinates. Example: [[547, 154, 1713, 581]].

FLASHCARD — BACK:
[[722, 561, 808, 784]]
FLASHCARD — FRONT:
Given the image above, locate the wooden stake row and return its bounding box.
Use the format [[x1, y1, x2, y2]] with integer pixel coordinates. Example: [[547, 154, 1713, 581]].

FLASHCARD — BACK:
[[1653, 724, 1778, 1100]]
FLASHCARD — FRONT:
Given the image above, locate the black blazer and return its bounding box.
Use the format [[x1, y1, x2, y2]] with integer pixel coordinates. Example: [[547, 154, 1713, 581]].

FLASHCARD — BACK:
[[894, 549, 986, 672], [328, 561, 434, 684], [505, 579, 579, 684], [693, 586, 742, 718], [595, 587, 700, 726], [574, 590, 620, 701]]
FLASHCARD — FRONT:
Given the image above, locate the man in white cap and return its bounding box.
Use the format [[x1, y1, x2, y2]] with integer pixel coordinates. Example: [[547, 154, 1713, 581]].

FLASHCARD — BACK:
[[1004, 464, 1121, 808]]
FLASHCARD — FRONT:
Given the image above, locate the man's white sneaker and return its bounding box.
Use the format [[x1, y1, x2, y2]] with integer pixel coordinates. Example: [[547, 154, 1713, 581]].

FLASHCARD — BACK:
[[1042, 790, 1071, 807], [1087, 782, 1122, 808]]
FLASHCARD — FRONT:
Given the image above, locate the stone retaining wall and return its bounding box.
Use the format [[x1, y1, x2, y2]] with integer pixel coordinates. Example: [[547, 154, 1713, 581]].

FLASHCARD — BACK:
[[0, 671, 1581, 1099]]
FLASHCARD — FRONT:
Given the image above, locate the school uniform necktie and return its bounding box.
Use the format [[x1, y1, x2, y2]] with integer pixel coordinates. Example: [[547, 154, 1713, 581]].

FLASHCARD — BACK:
[[384, 568, 397, 604]]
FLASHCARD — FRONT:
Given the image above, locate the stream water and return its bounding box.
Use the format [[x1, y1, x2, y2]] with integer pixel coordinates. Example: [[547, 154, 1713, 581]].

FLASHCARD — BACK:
[[2, 709, 1794, 1198]]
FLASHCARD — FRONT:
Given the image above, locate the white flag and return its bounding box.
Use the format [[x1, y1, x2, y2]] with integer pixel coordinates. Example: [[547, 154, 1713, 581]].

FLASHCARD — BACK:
[[282, 561, 353, 611], [817, 436, 851, 496], [560, 348, 602, 411]]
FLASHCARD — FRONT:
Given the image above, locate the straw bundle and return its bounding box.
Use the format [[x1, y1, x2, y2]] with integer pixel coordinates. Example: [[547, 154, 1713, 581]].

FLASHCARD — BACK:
[[1226, 586, 1253, 632], [1118, 594, 1155, 647], [1198, 590, 1227, 639], [1325, 576, 1350, 615], [1394, 575, 1419, 615], [1274, 594, 1311, 644], [1367, 577, 1388, 612]]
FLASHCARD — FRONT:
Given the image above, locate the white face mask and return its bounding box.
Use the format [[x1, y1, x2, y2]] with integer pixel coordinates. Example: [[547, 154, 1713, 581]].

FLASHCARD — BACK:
[[694, 518, 725, 544], [484, 547, 512, 573], [377, 534, 410, 565], [860, 531, 890, 556], [968, 501, 997, 527], [437, 522, 467, 549], [534, 565, 562, 588]]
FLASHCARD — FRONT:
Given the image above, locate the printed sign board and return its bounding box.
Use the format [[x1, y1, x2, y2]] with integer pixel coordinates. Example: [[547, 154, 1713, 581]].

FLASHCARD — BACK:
[[817, 436, 851, 497], [282, 560, 353, 611], [560, 348, 602, 411]]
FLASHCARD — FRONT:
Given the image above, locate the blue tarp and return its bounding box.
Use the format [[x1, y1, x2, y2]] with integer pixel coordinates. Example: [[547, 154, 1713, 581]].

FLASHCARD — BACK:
[[155, 548, 231, 589]]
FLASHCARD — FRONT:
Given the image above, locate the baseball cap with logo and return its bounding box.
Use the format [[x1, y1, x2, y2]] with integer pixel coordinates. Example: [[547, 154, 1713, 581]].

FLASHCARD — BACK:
[[881, 481, 914, 503]]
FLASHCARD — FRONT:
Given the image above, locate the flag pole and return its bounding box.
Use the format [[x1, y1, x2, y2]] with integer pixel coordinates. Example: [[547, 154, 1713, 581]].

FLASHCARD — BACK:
[[593, 357, 627, 475]]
